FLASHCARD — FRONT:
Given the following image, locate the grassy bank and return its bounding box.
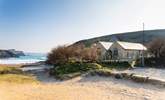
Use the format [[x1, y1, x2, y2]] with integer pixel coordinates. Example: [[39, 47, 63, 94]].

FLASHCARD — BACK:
[[0, 65, 38, 83], [50, 62, 130, 80], [99, 61, 131, 70], [0, 74, 37, 83], [0, 66, 23, 74], [50, 63, 102, 79]]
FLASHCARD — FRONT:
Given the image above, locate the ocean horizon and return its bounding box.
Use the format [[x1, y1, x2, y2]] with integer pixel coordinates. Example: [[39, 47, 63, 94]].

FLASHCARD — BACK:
[[0, 53, 47, 64]]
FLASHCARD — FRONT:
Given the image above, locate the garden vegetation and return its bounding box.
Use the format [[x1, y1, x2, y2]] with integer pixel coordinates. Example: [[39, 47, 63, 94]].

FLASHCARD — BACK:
[[135, 38, 165, 67], [47, 44, 131, 79]]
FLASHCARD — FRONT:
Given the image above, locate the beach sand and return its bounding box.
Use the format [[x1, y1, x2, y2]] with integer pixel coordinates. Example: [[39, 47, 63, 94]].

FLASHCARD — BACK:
[[0, 64, 164, 100], [0, 75, 164, 100]]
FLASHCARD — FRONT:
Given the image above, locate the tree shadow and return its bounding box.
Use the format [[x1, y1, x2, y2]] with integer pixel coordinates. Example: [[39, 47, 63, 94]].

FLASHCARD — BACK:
[[27, 70, 62, 83]]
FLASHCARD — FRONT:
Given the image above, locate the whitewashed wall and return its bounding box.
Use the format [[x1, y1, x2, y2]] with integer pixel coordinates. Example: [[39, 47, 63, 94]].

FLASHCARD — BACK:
[[110, 42, 142, 61], [93, 43, 107, 60]]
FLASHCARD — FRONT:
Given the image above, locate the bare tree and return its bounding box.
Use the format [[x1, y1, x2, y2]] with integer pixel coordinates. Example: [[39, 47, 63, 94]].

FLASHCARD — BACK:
[[148, 38, 165, 65], [72, 44, 85, 62], [148, 38, 165, 58], [47, 44, 100, 65], [47, 45, 74, 64], [81, 47, 99, 62]]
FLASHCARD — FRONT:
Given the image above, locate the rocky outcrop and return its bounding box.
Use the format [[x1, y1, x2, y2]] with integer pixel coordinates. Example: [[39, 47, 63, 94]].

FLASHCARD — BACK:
[[0, 49, 25, 58]]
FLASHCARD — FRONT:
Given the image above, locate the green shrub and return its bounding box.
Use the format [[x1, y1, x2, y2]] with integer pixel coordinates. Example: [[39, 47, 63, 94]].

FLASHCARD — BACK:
[[88, 68, 112, 76], [50, 62, 103, 79], [56, 72, 81, 80], [99, 61, 131, 70], [134, 58, 164, 67]]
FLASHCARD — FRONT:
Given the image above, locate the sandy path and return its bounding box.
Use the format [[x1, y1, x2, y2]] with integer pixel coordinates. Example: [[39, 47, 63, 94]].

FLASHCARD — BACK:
[[0, 76, 164, 100]]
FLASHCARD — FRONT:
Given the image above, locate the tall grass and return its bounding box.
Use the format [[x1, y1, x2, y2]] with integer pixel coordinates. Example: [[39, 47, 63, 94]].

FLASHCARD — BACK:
[[0, 74, 38, 83], [0, 65, 38, 83]]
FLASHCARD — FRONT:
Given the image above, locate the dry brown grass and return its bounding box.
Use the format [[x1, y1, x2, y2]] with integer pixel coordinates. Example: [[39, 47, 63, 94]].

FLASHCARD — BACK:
[[0, 64, 38, 84], [0, 74, 38, 84], [0, 64, 23, 68]]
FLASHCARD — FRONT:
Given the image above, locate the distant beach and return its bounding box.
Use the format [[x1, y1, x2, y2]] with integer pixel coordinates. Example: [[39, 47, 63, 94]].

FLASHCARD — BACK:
[[0, 53, 46, 64]]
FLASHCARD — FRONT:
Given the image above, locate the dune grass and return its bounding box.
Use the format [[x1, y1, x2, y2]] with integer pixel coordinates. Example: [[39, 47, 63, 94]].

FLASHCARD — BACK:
[[0, 64, 23, 68], [50, 62, 113, 80], [0, 66, 23, 74], [0, 74, 38, 84], [0, 65, 38, 83], [99, 61, 131, 70], [50, 61, 132, 80]]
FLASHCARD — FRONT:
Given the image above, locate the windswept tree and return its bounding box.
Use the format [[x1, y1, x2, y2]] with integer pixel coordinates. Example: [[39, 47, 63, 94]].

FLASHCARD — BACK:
[[47, 45, 74, 64], [81, 48, 98, 62], [148, 38, 165, 58], [71, 44, 85, 61], [47, 44, 100, 65], [148, 38, 165, 65]]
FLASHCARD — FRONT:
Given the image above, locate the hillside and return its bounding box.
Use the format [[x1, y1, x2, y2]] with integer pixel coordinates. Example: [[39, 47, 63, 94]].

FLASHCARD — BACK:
[[74, 29, 165, 47]]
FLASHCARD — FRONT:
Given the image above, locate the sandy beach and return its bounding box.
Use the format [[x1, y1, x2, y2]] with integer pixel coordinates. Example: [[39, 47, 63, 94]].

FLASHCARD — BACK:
[[0, 73, 165, 100]]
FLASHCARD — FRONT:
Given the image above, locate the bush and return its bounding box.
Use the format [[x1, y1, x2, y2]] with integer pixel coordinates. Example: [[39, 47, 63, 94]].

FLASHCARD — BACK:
[[46, 45, 73, 65], [88, 68, 112, 76], [50, 63, 103, 79], [99, 61, 131, 69], [46, 44, 100, 65], [135, 58, 165, 67], [147, 38, 165, 66]]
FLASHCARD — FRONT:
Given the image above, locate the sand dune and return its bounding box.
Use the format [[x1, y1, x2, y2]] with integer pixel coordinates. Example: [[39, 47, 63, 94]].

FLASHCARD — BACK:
[[0, 76, 164, 100]]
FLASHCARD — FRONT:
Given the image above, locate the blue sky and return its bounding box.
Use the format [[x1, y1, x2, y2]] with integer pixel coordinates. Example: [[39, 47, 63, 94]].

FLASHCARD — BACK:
[[0, 0, 165, 52]]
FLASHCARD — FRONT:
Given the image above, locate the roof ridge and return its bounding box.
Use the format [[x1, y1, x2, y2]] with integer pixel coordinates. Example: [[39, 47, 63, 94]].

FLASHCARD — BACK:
[[117, 41, 142, 44]]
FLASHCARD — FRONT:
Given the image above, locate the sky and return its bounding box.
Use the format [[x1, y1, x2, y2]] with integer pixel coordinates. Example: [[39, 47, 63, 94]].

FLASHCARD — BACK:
[[0, 0, 165, 53]]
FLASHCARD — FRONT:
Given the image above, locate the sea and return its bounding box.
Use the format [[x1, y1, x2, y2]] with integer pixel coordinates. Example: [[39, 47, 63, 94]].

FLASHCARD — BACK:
[[0, 53, 47, 64]]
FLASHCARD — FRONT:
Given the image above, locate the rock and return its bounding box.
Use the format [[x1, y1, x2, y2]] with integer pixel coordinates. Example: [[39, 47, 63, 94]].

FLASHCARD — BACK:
[[0, 49, 25, 58], [114, 73, 123, 79], [147, 78, 165, 86], [8, 49, 25, 56], [131, 75, 148, 83]]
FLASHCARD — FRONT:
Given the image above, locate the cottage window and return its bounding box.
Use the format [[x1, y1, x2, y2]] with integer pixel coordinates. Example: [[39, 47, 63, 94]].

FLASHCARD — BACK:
[[113, 48, 118, 56], [127, 52, 131, 58], [127, 52, 129, 58]]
